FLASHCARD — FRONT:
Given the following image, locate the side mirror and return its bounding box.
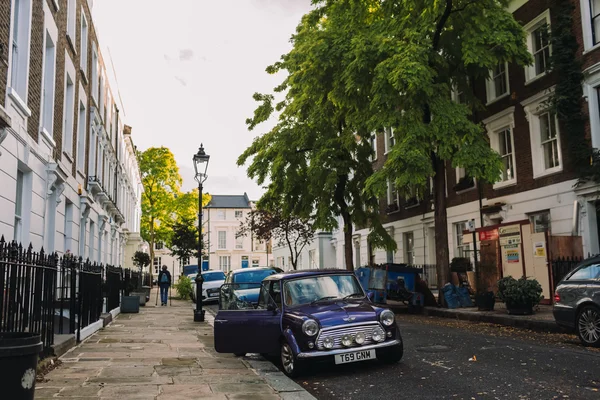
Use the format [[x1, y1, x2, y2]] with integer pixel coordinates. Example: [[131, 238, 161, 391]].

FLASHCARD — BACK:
[[367, 291, 375, 301]]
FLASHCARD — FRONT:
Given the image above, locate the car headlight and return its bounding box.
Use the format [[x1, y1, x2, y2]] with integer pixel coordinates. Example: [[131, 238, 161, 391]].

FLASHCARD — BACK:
[[355, 332, 366, 345], [372, 327, 385, 342], [323, 337, 334, 349], [341, 334, 353, 347], [380, 310, 395, 326], [302, 319, 319, 336]]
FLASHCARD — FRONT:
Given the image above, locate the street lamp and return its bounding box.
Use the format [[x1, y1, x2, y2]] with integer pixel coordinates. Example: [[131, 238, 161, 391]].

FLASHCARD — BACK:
[[193, 144, 210, 322]]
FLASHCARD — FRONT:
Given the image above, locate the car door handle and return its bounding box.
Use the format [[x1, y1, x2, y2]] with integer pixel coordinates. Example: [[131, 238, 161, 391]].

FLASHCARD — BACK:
[[214, 319, 228, 323]]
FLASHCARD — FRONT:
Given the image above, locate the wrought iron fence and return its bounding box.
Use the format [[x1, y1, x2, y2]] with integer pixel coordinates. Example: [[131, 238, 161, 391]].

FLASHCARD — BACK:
[[0, 236, 131, 356], [0, 238, 58, 356], [551, 256, 583, 289]]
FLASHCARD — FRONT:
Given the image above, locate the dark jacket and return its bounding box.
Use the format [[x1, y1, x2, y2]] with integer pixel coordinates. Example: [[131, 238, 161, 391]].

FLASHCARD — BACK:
[[158, 270, 172, 285]]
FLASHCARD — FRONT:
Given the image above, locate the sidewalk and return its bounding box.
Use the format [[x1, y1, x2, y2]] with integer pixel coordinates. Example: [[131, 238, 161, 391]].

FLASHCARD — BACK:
[[388, 300, 562, 333], [36, 290, 313, 400]]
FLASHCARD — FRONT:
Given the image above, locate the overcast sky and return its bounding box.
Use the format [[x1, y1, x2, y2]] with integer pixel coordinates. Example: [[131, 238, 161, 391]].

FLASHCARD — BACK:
[[92, 0, 313, 200]]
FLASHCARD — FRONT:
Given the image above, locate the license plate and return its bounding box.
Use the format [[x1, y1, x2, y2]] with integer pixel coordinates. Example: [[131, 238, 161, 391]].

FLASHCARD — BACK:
[[209, 293, 218, 297], [334, 349, 375, 365]]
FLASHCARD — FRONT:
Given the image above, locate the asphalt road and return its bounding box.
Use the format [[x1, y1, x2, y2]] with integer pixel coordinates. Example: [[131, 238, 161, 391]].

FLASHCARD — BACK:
[[205, 304, 600, 399]]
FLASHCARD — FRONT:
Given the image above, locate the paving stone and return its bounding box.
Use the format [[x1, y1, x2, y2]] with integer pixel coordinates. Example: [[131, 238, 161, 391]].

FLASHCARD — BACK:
[[198, 359, 248, 369], [279, 392, 318, 400], [173, 375, 265, 385], [87, 376, 172, 385], [244, 359, 280, 373], [262, 372, 305, 393], [99, 384, 160, 398], [57, 386, 102, 397], [158, 384, 212, 397], [99, 366, 155, 377], [210, 383, 275, 393], [154, 365, 202, 376], [35, 387, 63, 397], [161, 357, 198, 366]]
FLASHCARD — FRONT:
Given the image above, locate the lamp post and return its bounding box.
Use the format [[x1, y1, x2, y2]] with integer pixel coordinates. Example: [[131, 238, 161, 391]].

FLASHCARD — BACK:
[[193, 144, 210, 322]]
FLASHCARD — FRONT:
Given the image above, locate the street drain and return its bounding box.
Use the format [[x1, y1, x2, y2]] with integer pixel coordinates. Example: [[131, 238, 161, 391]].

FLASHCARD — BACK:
[[416, 345, 451, 353]]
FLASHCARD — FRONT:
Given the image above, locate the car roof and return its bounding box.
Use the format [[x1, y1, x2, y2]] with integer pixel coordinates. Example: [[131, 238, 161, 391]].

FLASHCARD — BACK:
[[230, 267, 280, 275], [264, 269, 355, 281]]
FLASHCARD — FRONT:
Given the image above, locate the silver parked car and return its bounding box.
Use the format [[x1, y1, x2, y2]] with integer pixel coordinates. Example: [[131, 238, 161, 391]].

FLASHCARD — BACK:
[[553, 258, 600, 347]]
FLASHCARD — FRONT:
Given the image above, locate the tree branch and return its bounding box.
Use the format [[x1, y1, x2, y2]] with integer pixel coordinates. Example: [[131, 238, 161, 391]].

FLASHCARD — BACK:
[[450, 0, 477, 14], [433, 0, 453, 51]]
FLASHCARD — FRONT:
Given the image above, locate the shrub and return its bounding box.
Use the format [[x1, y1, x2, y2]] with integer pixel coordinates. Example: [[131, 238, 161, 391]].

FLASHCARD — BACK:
[[496, 276, 543, 307], [174, 276, 193, 300]]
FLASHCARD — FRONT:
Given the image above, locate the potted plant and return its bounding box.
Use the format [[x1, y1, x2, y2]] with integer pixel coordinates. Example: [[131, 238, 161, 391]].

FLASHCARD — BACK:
[[496, 276, 543, 315]]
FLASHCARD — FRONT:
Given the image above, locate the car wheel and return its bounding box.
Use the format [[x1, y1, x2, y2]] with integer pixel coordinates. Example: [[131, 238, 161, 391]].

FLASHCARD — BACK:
[[280, 341, 304, 378], [376, 340, 404, 364], [577, 305, 600, 347]]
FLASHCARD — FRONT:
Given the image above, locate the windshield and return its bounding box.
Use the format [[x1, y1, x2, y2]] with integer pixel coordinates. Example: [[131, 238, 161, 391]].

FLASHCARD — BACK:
[[202, 271, 225, 282], [283, 274, 364, 307], [183, 265, 198, 276], [233, 269, 277, 285]]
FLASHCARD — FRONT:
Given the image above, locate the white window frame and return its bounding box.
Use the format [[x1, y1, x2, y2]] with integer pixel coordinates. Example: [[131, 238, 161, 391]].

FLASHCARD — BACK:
[[387, 179, 399, 207], [384, 127, 395, 154], [454, 221, 471, 258], [235, 235, 244, 249], [40, 2, 58, 144], [88, 124, 97, 176], [369, 133, 377, 161], [91, 43, 98, 103], [309, 249, 317, 268], [14, 170, 24, 242], [80, 9, 89, 76], [404, 232, 415, 265], [580, 0, 600, 52], [219, 255, 231, 272], [8, 0, 33, 117], [522, 88, 563, 178], [76, 90, 87, 173], [235, 210, 243, 219], [217, 210, 226, 220], [483, 107, 517, 189], [66, 0, 76, 47], [528, 210, 551, 233], [486, 62, 510, 104], [524, 10, 552, 84], [583, 64, 600, 148], [63, 52, 77, 159], [218, 231, 227, 250]]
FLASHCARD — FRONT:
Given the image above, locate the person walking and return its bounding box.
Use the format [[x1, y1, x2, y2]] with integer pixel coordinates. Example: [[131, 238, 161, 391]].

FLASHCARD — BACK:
[[158, 265, 172, 306]]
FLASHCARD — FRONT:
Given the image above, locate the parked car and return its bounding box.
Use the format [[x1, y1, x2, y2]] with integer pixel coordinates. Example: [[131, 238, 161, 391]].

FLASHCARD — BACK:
[[553, 257, 600, 347], [183, 265, 199, 277], [190, 270, 226, 303], [214, 269, 403, 377], [221, 267, 283, 307]]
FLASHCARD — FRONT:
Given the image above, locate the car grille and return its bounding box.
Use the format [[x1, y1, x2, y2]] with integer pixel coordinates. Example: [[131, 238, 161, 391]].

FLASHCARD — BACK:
[[206, 288, 219, 295], [315, 322, 382, 350]]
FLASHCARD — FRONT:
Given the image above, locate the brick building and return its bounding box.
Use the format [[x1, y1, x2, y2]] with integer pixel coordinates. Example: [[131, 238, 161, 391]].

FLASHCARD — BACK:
[[0, 0, 143, 267], [329, 0, 600, 282]]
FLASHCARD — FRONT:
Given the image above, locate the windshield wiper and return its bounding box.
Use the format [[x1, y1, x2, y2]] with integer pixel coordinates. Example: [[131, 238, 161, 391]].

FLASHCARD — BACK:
[[310, 296, 338, 305], [343, 293, 364, 300]]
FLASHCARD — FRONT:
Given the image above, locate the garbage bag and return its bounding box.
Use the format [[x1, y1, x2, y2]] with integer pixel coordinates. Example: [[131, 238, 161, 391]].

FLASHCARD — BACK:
[[456, 286, 473, 307], [442, 283, 460, 309]]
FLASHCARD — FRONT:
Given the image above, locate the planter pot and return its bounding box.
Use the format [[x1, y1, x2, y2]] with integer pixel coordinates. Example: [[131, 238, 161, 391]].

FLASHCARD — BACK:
[[0, 332, 43, 400], [131, 292, 147, 306], [506, 302, 533, 315], [475, 292, 495, 311], [121, 295, 140, 313]]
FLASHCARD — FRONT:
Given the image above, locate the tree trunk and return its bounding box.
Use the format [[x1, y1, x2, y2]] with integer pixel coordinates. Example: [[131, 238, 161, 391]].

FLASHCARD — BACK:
[[433, 154, 451, 306], [343, 212, 354, 271]]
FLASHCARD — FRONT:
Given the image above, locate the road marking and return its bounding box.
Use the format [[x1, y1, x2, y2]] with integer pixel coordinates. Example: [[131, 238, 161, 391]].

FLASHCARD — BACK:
[[421, 359, 453, 370]]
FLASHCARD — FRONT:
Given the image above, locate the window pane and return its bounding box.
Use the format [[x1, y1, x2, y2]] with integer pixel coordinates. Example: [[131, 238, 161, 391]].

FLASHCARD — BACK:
[[568, 264, 600, 280], [15, 170, 23, 216], [529, 212, 550, 233], [540, 113, 551, 141]]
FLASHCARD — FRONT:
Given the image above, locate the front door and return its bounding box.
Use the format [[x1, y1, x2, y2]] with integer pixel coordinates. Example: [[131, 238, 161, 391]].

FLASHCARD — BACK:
[[241, 256, 249, 269]]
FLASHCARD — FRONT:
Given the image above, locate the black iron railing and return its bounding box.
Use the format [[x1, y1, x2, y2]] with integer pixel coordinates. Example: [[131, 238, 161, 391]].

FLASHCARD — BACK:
[[0, 236, 137, 356]]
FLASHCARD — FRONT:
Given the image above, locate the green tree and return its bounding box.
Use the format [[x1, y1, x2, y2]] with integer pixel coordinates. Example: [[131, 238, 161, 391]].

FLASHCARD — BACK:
[[238, 6, 398, 271], [137, 147, 182, 283], [169, 191, 211, 265], [241, 0, 530, 289], [237, 209, 315, 270]]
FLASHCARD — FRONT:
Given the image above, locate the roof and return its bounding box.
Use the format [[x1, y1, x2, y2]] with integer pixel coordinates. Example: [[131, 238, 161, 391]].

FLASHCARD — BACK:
[[230, 266, 282, 275], [206, 193, 251, 209], [265, 269, 354, 281]]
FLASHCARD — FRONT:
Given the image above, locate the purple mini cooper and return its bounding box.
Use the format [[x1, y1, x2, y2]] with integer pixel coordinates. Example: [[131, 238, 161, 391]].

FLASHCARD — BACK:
[[214, 270, 403, 377]]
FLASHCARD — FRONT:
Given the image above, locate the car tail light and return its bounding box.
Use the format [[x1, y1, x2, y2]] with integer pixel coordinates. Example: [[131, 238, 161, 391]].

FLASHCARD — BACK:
[[554, 292, 560, 303]]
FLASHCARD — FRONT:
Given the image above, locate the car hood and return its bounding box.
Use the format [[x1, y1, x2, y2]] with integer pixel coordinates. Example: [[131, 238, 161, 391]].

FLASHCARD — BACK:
[[198, 280, 224, 291], [287, 300, 378, 328]]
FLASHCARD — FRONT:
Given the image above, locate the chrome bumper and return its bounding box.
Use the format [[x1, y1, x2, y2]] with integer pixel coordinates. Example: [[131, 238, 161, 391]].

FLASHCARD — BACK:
[[296, 339, 401, 359]]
